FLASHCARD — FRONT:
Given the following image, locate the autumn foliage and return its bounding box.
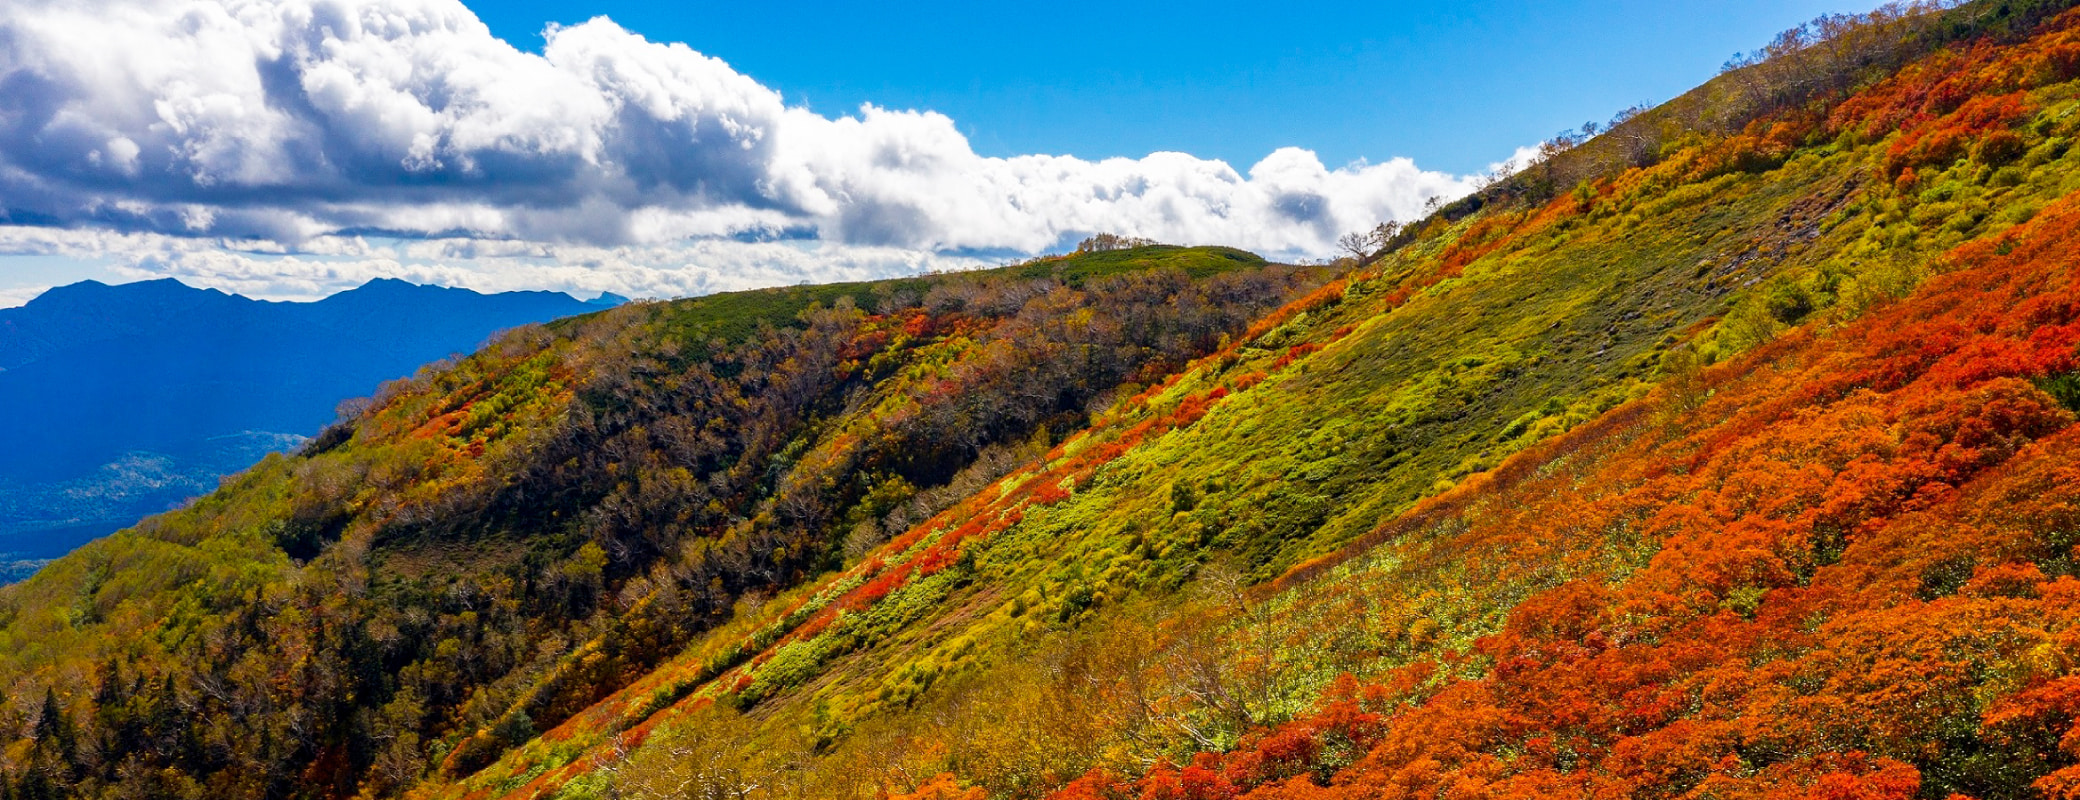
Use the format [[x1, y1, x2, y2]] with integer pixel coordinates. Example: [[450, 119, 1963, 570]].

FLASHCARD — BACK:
[[1037, 153, 2080, 800], [20, 4, 2080, 800]]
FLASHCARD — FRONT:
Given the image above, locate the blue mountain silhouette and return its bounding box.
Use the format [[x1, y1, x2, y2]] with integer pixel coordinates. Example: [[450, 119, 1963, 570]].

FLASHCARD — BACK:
[[0, 278, 616, 572]]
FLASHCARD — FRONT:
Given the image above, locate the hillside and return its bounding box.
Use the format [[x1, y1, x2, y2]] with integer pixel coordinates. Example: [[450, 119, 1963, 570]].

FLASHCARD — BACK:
[[10, 2, 2080, 800], [0, 279, 613, 576], [0, 245, 1317, 799]]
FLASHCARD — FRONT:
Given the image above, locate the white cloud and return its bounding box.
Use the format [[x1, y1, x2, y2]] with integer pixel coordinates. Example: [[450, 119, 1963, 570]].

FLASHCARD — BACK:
[[0, 225, 997, 304], [0, 285, 45, 308], [0, 0, 1480, 290]]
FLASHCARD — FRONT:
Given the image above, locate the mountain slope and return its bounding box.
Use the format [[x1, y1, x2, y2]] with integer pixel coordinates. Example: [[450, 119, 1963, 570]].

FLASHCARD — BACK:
[[0, 279, 609, 572], [424, 4, 2080, 799], [0, 246, 1319, 799], [11, 2, 2080, 800], [1053, 172, 2080, 800]]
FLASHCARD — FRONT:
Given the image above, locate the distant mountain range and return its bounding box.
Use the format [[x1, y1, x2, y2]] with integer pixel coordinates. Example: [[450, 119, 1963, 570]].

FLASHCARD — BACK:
[[0, 278, 619, 577]]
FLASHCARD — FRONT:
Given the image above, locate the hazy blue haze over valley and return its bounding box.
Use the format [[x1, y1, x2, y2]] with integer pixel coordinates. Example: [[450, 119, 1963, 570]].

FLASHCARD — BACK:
[[0, 278, 616, 578]]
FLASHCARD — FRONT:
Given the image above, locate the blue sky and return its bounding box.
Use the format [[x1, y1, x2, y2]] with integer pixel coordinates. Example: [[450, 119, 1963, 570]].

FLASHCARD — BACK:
[[0, 0, 1877, 306], [467, 0, 1876, 174]]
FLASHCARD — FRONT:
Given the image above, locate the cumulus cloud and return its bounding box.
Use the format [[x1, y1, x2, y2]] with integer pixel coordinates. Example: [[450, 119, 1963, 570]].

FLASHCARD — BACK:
[[0, 285, 44, 308], [0, 0, 1479, 293]]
